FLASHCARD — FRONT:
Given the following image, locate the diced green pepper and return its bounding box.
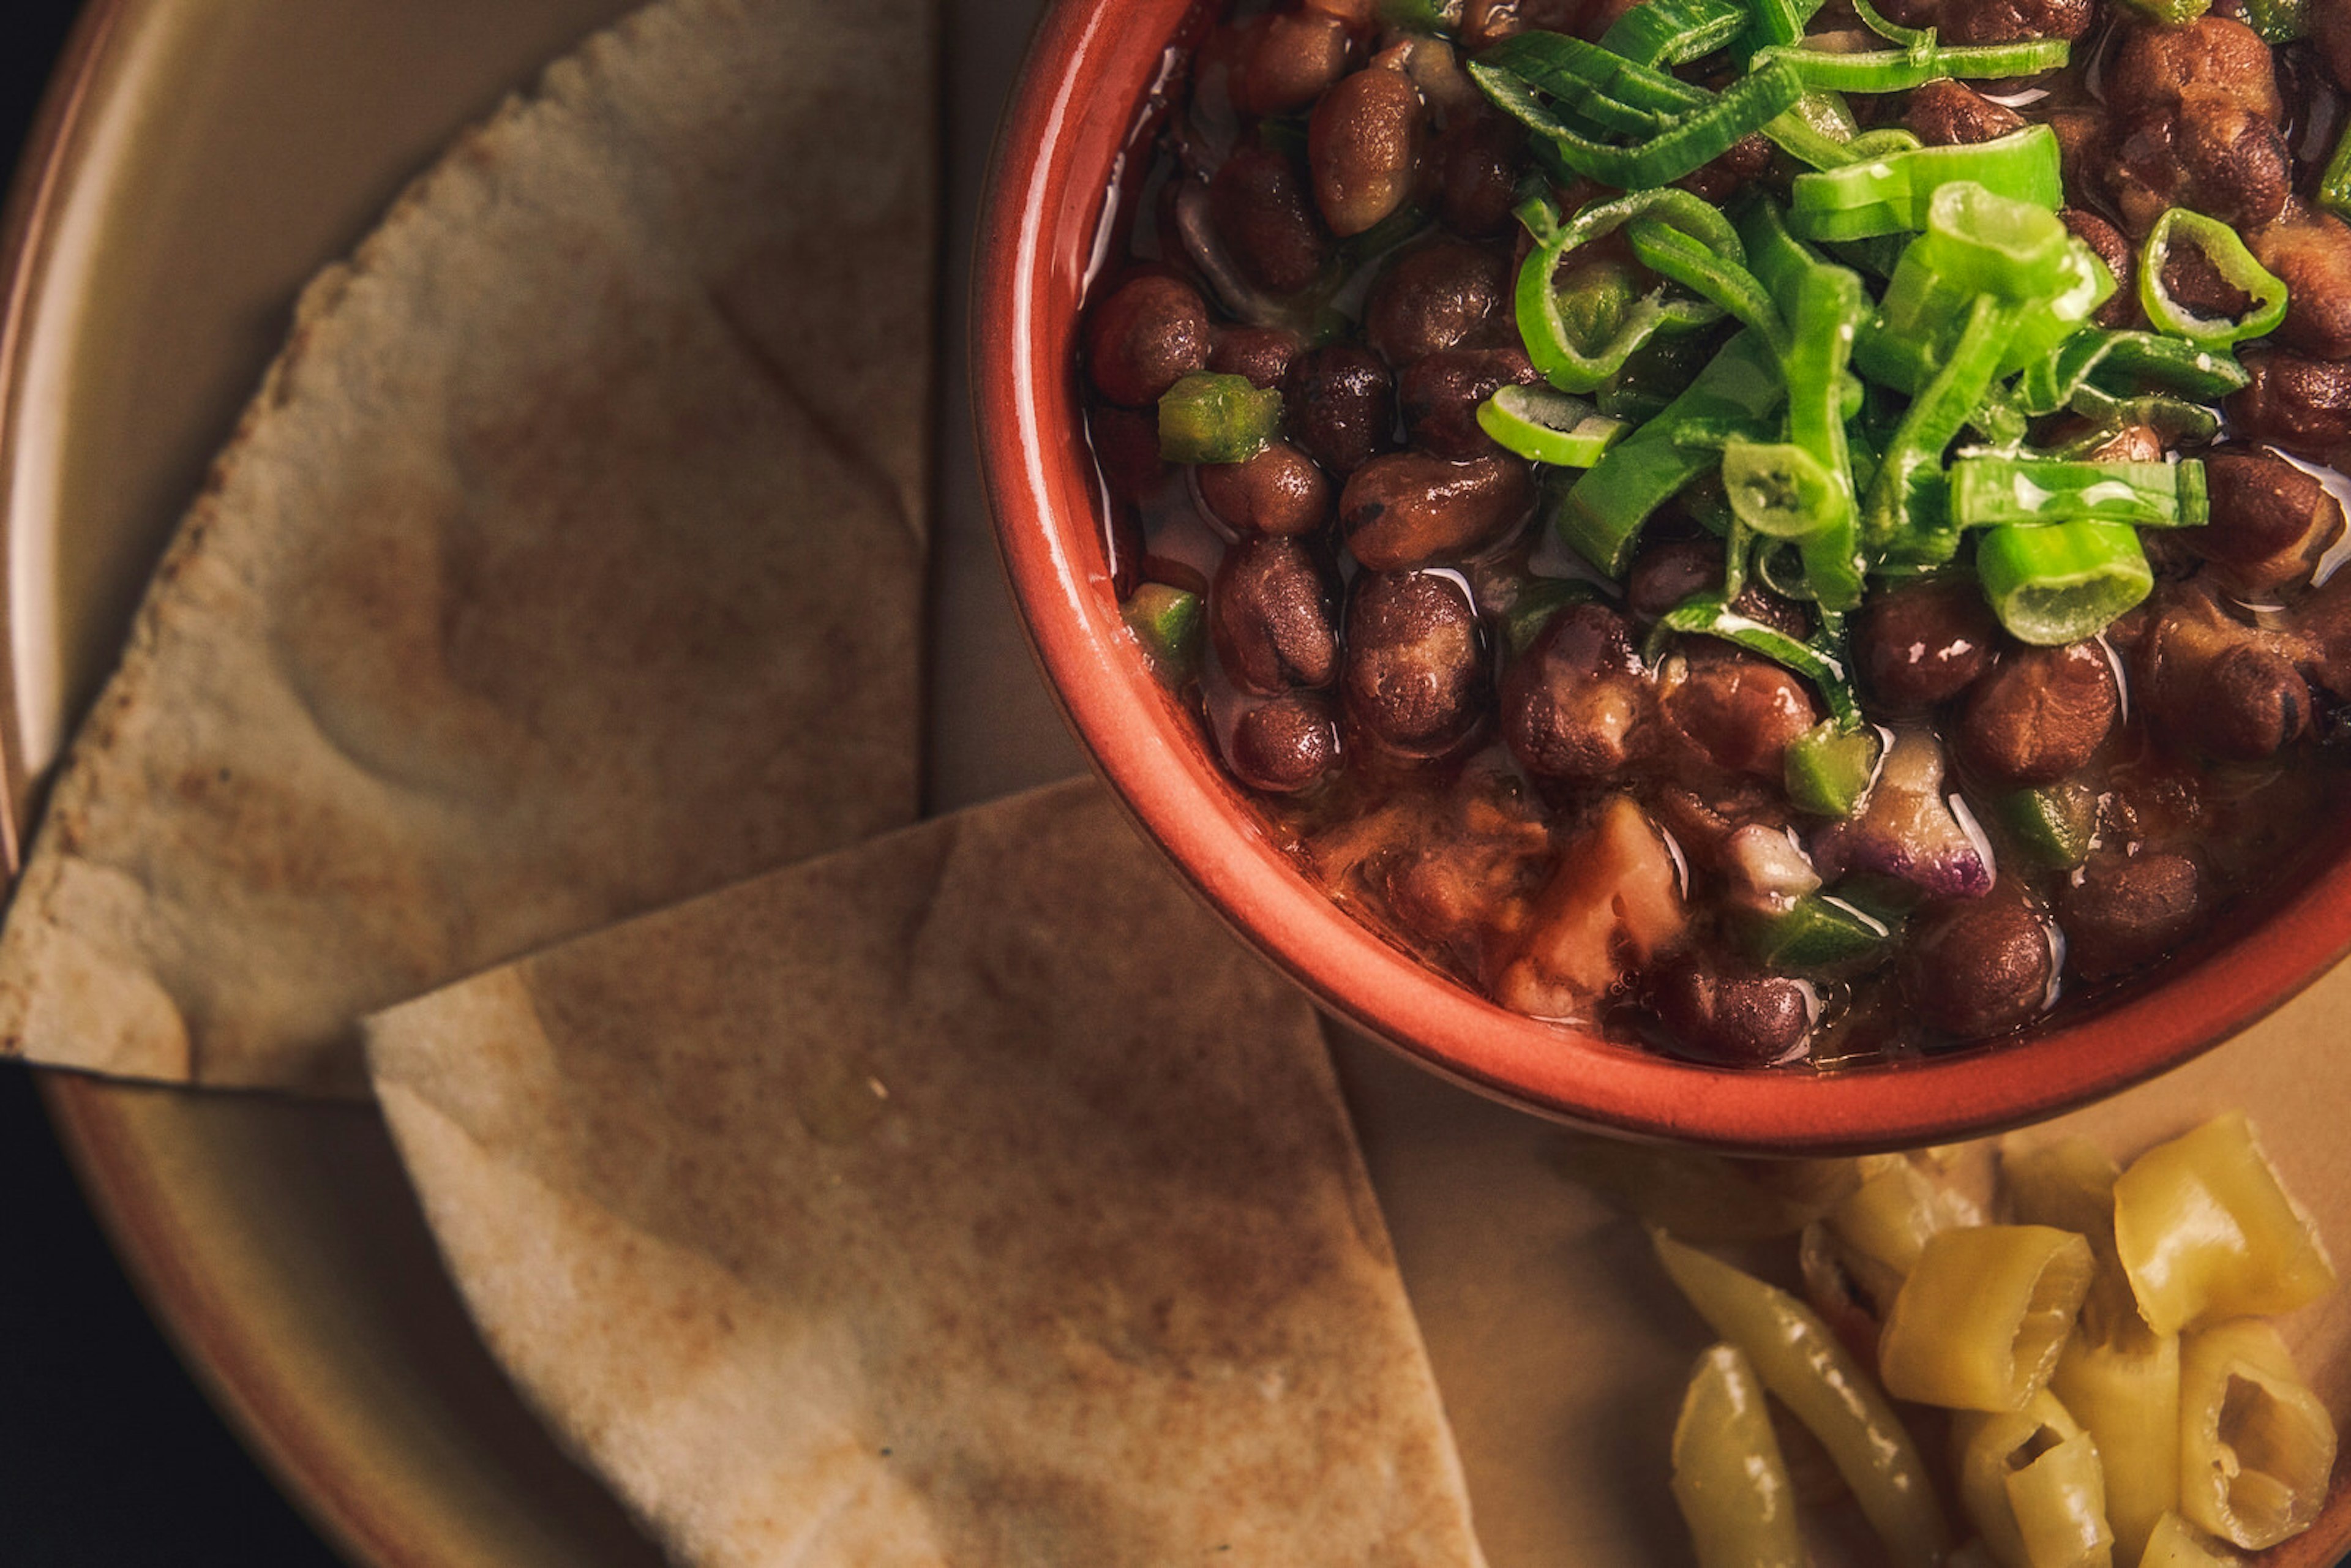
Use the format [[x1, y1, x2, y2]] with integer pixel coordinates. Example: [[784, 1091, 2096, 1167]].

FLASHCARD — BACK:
[[1993, 781, 2099, 870], [1750, 893, 1899, 970], [1157, 373, 1281, 463], [1786, 721, 1883, 818], [1120, 583, 1204, 687]]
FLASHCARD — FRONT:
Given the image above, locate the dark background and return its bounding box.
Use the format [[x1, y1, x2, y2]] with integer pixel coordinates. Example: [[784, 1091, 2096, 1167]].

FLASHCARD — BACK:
[[0, 6, 344, 1563]]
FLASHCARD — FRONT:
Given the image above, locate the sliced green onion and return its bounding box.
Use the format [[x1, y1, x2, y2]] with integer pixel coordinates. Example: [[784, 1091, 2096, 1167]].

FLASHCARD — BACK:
[[1992, 781, 2099, 870], [2009, 329, 2248, 416], [1554, 332, 1787, 576], [1780, 259, 1869, 611], [1121, 583, 1204, 687], [1750, 891, 1897, 968], [1763, 92, 1861, 168], [1659, 593, 1864, 728], [1755, 37, 2070, 95], [1787, 126, 2062, 242], [1785, 722, 1883, 817], [2139, 208, 2289, 348], [1725, 441, 1840, 538], [2056, 389, 2221, 449], [1747, 0, 1828, 50], [1512, 188, 1741, 393], [1948, 456, 2208, 530], [1976, 519, 2154, 645], [1471, 42, 1807, 190], [1158, 373, 1282, 463], [1626, 218, 1791, 353], [1864, 293, 2011, 563], [1477, 384, 1631, 467], [1600, 0, 1749, 67], [1848, 0, 1933, 47]]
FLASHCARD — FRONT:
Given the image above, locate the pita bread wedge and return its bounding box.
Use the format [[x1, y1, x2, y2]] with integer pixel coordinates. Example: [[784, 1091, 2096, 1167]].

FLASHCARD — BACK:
[[366, 778, 1488, 1568], [0, 0, 932, 1095]]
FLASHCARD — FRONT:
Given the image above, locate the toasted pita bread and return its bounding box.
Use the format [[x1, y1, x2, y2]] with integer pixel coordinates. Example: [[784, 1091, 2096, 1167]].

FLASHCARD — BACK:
[[366, 778, 1489, 1567], [0, 0, 932, 1095]]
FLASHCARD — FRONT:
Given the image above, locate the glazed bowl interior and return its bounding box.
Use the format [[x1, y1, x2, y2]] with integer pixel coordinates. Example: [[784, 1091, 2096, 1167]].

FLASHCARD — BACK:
[[971, 0, 2351, 1154]]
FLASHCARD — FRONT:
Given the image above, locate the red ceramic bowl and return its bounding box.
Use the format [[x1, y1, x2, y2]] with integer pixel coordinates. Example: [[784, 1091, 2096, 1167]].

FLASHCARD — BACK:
[[971, 0, 2351, 1153]]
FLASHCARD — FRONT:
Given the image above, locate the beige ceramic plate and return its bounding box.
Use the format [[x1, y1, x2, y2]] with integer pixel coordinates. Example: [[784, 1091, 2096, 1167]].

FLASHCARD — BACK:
[[7, 2, 2351, 1564]]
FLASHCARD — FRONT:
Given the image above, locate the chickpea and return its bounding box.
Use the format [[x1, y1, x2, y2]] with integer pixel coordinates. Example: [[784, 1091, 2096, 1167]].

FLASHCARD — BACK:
[[1905, 80, 2028, 145], [1231, 11, 1354, 118], [1958, 641, 2119, 786], [2058, 850, 2202, 981], [2226, 350, 2351, 456], [1901, 892, 2058, 1037], [1343, 571, 1490, 756], [1499, 601, 1655, 782], [1397, 347, 1538, 460], [1207, 324, 1305, 391], [1661, 650, 1820, 779], [1363, 239, 1513, 368], [1284, 344, 1396, 477], [1209, 535, 1341, 695], [1084, 274, 1211, 407], [1855, 577, 2001, 712], [1340, 451, 1534, 570], [1198, 441, 1332, 538], [1308, 66, 1426, 238], [1224, 691, 1343, 794], [2186, 445, 2344, 589], [1649, 956, 1817, 1067], [1208, 144, 1332, 297]]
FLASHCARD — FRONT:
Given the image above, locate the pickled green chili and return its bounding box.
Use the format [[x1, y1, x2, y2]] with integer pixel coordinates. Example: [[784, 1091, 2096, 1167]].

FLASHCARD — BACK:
[[1787, 126, 2063, 242], [2139, 208, 2289, 347], [1513, 189, 1741, 394], [1556, 331, 1787, 575], [1975, 519, 2154, 645], [1948, 456, 2209, 530]]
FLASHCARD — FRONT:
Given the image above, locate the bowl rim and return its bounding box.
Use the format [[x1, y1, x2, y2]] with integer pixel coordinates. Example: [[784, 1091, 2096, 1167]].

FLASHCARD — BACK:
[[970, 0, 2351, 1154]]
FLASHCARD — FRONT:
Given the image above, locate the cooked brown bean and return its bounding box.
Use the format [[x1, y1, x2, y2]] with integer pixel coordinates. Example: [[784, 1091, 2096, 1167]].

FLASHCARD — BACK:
[[1460, 0, 1585, 48], [2060, 208, 2138, 328], [2161, 236, 2255, 320], [1084, 274, 1211, 407], [1300, 0, 1381, 30], [1959, 641, 2119, 786], [1856, 577, 2001, 712], [1901, 893, 2057, 1037], [1208, 144, 1332, 297], [2227, 350, 2351, 455], [1343, 571, 1489, 756], [2107, 17, 2284, 122], [1284, 343, 1395, 476], [2079, 423, 2165, 464], [1907, 80, 2028, 144], [1231, 11, 1354, 118], [1649, 956, 1817, 1067], [1397, 347, 1539, 460], [2187, 445, 2345, 588], [1500, 601, 1655, 782], [1940, 0, 2092, 43], [1198, 441, 1332, 538], [1208, 324, 1305, 390], [2250, 209, 2351, 359], [1308, 66, 1425, 238], [1627, 539, 1724, 623], [1363, 239, 1513, 367], [1662, 650, 1820, 779], [1341, 450, 1534, 570], [1676, 133, 1776, 203], [2135, 588, 2312, 759], [1224, 691, 1343, 793], [2105, 100, 2290, 234], [2317, 0, 2351, 91], [2058, 850, 2203, 980], [1433, 110, 1527, 240], [1209, 535, 1340, 695]]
